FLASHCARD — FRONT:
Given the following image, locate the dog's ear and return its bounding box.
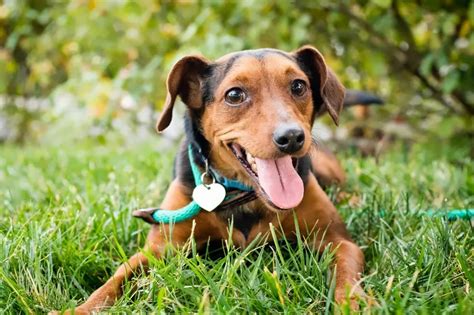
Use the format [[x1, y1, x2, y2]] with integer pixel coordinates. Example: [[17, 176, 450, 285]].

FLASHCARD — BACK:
[[293, 45, 345, 125], [156, 55, 211, 132]]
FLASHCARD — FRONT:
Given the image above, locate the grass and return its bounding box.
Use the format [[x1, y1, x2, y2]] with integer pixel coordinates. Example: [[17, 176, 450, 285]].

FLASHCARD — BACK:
[[0, 139, 473, 314]]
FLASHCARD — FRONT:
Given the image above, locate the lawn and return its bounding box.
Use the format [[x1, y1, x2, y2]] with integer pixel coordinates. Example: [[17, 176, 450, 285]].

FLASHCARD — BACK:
[[0, 139, 472, 314]]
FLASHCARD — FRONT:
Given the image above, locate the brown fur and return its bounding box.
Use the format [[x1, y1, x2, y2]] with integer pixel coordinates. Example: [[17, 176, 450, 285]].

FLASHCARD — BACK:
[[53, 46, 367, 314]]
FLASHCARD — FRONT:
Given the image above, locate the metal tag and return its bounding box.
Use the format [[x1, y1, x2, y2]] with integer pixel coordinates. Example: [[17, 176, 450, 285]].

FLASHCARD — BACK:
[[192, 183, 226, 212]]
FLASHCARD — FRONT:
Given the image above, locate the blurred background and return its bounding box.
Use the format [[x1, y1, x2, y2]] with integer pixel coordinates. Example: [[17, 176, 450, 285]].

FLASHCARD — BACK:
[[0, 0, 473, 151], [1, 3, 473, 313]]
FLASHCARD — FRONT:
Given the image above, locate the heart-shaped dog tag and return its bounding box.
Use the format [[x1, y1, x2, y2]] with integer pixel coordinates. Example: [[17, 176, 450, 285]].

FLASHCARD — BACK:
[[192, 183, 226, 212]]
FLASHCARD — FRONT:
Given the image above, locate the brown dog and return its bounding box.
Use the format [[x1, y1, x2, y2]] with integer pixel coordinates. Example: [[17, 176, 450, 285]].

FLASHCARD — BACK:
[[56, 46, 369, 313]]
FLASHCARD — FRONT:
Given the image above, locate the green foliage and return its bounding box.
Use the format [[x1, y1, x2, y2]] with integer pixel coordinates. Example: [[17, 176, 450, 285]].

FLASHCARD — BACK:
[[0, 141, 472, 313], [0, 0, 473, 143]]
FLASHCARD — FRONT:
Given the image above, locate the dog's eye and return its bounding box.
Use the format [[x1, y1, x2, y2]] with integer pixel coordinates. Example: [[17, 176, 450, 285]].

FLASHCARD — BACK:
[[290, 80, 307, 97], [225, 88, 247, 105]]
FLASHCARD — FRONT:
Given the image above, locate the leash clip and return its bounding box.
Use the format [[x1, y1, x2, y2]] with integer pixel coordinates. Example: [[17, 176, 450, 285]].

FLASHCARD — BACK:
[[193, 157, 226, 211], [201, 159, 216, 189], [200, 171, 215, 187], [200, 158, 216, 187]]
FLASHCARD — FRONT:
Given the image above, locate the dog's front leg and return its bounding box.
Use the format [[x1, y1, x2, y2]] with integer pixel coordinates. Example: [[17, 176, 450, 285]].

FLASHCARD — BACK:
[[285, 174, 365, 310], [328, 238, 365, 310], [68, 252, 150, 314], [55, 179, 221, 314], [308, 234, 365, 310]]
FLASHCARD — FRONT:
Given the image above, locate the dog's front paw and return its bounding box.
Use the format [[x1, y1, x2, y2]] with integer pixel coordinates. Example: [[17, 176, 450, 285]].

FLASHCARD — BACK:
[[335, 284, 377, 311], [335, 290, 361, 311], [48, 309, 89, 315]]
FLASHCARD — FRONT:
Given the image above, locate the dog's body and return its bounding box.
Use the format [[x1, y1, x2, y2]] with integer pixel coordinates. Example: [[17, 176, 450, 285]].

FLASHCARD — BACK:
[[57, 46, 378, 314]]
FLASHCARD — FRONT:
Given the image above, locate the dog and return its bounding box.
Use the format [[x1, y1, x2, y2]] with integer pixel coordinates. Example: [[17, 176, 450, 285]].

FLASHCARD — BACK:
[[54, 46, 382, 313]]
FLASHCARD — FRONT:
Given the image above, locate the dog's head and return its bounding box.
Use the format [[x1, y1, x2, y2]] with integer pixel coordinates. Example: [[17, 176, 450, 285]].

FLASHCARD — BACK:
[[157, 46, 345, 211]]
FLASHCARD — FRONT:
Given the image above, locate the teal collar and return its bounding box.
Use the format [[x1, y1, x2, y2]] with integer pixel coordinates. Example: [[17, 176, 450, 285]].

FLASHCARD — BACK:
[[133, 144, 256, 224]]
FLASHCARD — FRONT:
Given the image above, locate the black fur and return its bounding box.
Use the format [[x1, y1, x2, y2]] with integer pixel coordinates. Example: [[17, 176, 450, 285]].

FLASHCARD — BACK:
[[218, 207, 263, 239], [173, 113, 210, 191], [222, 54, 241, 76], [343, 90, 384, 106], [294, 53, 325, 120], [296, 154, 312, 185], [201, 64, 219, 104]]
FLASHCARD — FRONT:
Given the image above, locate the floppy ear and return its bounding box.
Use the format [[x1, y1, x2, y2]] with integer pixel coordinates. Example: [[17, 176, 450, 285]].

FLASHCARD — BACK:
[[293, 45, 345, 125], [156, 55, 211, 132]]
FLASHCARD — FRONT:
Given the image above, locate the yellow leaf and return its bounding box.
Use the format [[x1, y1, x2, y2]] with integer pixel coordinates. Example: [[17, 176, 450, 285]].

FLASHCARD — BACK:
[[459, 20, 471, 38], [0, 4, 10, 19], [88, 0, 96, 10]]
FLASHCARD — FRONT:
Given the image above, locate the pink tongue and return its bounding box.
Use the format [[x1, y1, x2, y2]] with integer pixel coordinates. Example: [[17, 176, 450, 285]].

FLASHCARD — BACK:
[[254, 156, 304, 209]]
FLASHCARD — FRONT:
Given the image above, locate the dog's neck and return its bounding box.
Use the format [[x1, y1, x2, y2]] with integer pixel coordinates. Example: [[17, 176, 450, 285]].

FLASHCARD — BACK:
[[183, 111, 255, 187], [184, 111, 210, 159]]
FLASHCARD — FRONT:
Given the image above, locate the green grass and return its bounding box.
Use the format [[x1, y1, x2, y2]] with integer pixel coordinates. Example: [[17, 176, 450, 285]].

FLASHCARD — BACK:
[[0, 140, 473, 314]]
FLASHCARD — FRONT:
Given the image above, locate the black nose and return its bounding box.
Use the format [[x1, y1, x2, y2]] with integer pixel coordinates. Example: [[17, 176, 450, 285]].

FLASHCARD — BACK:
[[273, 124, 305, 154]]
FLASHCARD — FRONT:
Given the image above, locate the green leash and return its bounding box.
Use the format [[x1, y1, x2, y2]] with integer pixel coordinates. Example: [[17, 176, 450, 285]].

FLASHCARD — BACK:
[[424, 209, 474, 220], [150, 202, 201, 224], [150, 145, 203, 224], [379, 209, 474, 220], [135, 145, 253, 224]]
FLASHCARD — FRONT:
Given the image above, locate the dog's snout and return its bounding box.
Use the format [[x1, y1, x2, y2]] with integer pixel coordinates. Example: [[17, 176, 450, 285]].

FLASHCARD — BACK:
[[273, 124, 305, 154]]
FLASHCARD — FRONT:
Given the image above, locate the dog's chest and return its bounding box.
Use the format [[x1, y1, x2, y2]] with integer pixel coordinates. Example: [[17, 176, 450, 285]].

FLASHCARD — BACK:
[[216, 206, 263, 239]]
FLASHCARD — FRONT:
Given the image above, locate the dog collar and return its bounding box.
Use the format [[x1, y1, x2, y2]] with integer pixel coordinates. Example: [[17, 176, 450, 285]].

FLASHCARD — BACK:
[[133, 144, 257, 224]]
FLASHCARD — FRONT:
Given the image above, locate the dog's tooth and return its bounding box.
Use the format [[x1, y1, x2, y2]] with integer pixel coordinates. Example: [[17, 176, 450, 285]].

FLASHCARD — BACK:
[[246, 151, 254, 163], [251, 161, 257, 173]]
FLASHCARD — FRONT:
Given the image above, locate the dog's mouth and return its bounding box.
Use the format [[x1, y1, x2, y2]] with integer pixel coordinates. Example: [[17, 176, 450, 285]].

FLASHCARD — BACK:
[[229, 143, 304, 210]]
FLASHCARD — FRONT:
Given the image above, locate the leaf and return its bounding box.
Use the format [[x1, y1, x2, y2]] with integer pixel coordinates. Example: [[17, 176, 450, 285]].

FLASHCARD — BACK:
[[435, 52, 449, 68], [420, 53, 435, 77], [372, 0, 392, 9], [441, 14, 459, 36], [469, 1, 474, 24], [441, 70, 460, 94], [263, 267, 285, 305]]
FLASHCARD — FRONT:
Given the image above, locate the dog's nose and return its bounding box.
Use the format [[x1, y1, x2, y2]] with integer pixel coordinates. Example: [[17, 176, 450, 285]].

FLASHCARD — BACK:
[[273, 124, 305, 154]]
